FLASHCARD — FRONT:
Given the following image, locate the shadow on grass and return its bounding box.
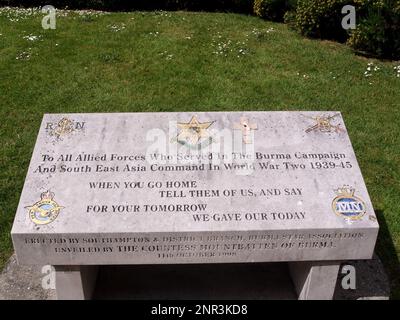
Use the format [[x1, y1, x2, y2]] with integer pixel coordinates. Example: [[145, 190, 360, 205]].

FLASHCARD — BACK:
[[375, 210, 400, 299]]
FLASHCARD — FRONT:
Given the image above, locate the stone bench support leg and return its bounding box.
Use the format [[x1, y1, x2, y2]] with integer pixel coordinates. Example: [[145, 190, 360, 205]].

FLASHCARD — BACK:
[[54, 265, 98, 300], [289, 261, 340, 300]]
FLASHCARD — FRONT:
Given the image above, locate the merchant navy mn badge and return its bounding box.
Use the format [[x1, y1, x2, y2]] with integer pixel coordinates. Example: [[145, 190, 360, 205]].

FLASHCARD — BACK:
[[332, 186, 366, 220], [26, 190, 64, 225]]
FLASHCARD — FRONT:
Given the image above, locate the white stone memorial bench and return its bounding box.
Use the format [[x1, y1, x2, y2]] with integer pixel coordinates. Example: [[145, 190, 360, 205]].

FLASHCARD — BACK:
[[11, 112, 378, 299]]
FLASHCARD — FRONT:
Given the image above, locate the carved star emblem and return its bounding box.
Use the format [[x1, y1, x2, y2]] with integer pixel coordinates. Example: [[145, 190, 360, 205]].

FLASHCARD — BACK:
[[177, 116, 215, 145], [233, 117, 258, 144]]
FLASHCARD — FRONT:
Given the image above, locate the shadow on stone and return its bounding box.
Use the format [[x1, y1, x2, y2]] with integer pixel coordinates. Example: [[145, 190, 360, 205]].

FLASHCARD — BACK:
[[374, 209, 400, 299], [334, 254, 390, 300], [93, 262, 296, 300]]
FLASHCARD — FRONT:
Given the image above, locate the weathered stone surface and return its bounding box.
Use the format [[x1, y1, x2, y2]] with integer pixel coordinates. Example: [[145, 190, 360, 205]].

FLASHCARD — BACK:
[[11, 112, 378, 265], [0, 254, 56, 300]]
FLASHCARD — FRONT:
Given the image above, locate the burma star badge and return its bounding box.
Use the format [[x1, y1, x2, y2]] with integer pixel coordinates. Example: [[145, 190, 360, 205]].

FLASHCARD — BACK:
[[176, 116, 215, 148]]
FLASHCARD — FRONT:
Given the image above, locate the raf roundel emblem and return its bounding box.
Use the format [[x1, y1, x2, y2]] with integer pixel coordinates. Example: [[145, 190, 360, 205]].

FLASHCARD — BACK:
[[332, 186, 366, 220], [26, 190, 64, 225]]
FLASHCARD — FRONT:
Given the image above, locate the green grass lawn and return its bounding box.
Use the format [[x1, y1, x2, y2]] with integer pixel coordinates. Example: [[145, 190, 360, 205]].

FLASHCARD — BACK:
[[0, 8, 399, 298]]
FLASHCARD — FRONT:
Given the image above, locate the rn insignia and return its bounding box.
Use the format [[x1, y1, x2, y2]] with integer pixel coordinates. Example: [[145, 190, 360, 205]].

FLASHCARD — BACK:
[[45, 117, 85, 140]]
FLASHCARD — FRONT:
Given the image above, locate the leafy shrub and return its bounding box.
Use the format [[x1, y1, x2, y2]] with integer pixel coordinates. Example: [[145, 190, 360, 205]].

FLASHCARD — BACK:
[[283, 7, 297, 27], [293, 0, 354, 41], [347, 1, 400, 59], [291, 0, 400, 59], [253, 0, 296, 21]]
